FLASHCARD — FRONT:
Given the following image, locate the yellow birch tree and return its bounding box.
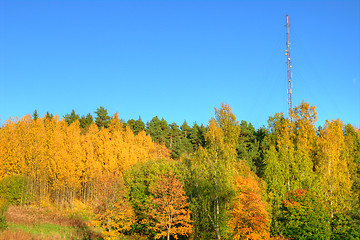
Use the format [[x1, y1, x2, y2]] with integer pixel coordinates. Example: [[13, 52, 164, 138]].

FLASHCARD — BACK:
[[317, 119, 353, 217]]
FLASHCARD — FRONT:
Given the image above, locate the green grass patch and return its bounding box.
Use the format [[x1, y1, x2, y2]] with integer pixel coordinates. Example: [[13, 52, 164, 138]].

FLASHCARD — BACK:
[[8, 222, 76, 239]]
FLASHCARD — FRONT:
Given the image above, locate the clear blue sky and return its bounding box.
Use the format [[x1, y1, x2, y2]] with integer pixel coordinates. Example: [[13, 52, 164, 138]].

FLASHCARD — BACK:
[[1, 1, 359, 129]]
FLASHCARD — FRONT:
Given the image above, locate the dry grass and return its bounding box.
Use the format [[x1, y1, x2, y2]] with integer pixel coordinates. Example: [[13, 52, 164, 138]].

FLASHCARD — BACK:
[[6, 205, 83, 227], [1, 205, 103, 240], [0, 229, 46, 240], [0, 229, 71, 240]]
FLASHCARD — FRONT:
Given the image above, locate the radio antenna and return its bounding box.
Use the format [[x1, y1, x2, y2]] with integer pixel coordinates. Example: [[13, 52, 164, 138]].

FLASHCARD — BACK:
[[285, 15, 292, 116]]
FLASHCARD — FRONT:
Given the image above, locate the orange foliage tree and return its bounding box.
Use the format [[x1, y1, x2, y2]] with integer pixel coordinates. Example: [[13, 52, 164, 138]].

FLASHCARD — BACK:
[[147, 173, 192, 240], [92, 175, 135, 239], [229, 176, 270, 240]]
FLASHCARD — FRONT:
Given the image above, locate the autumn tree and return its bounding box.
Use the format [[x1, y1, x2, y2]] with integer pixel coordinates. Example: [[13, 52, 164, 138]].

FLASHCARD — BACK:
[[146, 173, 192, 240], [80, 122, 101, 204], [184, 103, 241, 240], [124, 159, 177, 237], [92, 176, 135, 239], [26, 115, 47, 204], [44, 116, 72, 208], [63, 120, 83, 207], [288, 100, 317, 191], [263, 113, 293, 234], [263, 102, 319, 235], [0, 110, 169, 210], [344, 124, 360, 204], [316, 119, 353, 217], [228, 176, 270, 240], [0, 117, 24, 177]]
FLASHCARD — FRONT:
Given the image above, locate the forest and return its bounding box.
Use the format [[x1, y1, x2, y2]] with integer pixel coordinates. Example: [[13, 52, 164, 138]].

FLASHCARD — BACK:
[[0, 101, 359, 240]]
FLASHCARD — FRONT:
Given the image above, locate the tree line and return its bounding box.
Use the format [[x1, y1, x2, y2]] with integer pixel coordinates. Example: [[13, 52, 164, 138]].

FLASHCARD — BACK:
[[53, 106, 207, 159], [0, 101, 359, 239]]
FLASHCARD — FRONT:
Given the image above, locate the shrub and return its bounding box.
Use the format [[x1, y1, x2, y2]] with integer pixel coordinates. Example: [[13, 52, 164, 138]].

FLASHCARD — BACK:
[[0, 200, 8, 232], [0, 175, 30, 205], [331, 213, 360, 240], [278, 189, 331, 239]]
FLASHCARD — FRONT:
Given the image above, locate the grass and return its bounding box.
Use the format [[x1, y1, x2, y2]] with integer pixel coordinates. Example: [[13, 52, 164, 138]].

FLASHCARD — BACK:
[[7, 222, 75, 239], [0, 205, 146, 239], [0, 205, 103, 240]]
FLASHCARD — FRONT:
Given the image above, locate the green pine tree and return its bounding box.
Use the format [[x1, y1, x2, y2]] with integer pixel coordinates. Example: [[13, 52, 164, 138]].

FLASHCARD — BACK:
[[95, 106, 110, 129]]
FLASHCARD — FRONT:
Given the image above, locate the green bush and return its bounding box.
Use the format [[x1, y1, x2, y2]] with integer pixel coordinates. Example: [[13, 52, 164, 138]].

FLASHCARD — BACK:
[[124, 159, 180, 237], [331, 213, 360, 240], [0, 200, 8, 232], [0, 175, 30, 205], [278, 189, 331, 239]]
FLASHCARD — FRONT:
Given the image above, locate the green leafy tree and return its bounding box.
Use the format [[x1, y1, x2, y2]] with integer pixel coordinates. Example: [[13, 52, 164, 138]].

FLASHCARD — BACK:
[[263, 102, 320, 235], [171, 137, 193, 159], [124, 159, 179, 237], [331, 213, 360, 240], [185, 103, 241, 240], [265, 103, 318, 237], [0, 175, 30, 205], [0, 199, 8, 232], [263, 113, 293, 210], [263, 145, 288, 235], [279, 189, 331, 239]]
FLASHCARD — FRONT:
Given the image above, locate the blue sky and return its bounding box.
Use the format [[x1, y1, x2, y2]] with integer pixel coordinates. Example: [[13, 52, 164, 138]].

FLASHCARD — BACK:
[[1, 1, 359, 129]]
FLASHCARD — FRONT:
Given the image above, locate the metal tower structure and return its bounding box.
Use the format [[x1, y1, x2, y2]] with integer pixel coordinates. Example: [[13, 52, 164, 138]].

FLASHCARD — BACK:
[[285, 15, 292, 115]]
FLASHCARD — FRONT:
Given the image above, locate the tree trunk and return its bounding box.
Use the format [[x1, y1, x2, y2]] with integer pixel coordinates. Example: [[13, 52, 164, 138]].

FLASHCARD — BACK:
[[167, 215, 172, 240], [215, 198, 221, 240]]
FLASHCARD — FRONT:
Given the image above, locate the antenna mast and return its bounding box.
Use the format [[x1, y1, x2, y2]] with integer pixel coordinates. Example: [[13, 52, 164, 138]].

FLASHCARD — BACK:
[[285, 15, 292, 116]]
